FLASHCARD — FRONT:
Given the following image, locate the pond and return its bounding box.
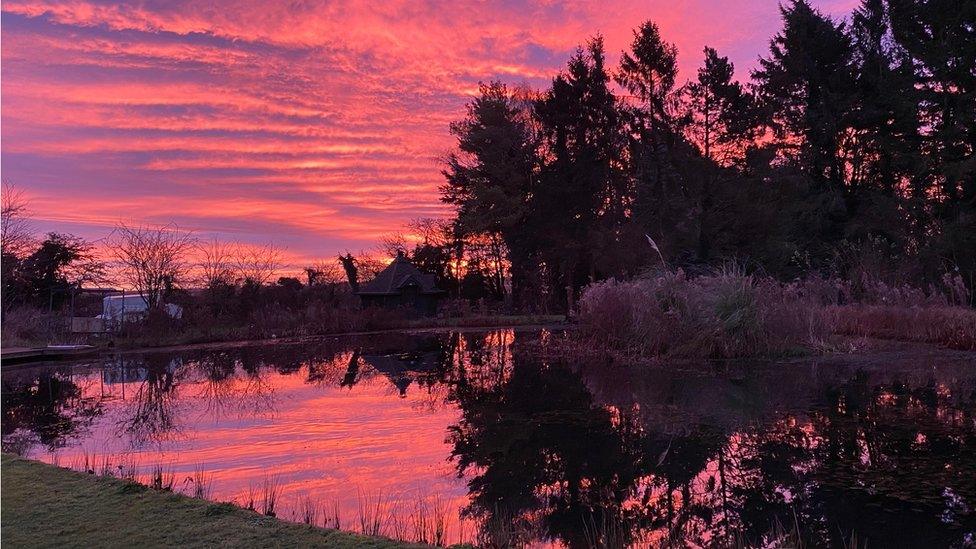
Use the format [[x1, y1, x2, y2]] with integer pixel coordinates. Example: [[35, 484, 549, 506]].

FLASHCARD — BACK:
[[3, 329, 976, 547]]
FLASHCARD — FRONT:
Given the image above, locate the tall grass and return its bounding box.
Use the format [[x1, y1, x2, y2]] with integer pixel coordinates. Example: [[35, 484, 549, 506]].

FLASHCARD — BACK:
[[577, 269, 975, 358], [43, 453, 474, 544], [578, 267, 827, 359], [150, 463, 175, 491], [298, 494, 318, 525], [410, 494, 448, 546], [191, 465, 213, 499], [357, 489, 385, 537], [261, 474, 282, 517]]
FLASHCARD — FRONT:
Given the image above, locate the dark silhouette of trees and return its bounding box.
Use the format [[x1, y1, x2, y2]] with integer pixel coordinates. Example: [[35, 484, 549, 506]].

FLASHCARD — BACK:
[[682, 47, 760, 166], [441, 0, 976, 310], [2, 232, 104, 310], [441, 82, 538, 306]]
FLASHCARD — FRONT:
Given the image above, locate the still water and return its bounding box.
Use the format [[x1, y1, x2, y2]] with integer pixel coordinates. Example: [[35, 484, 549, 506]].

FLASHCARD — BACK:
[[3, 329, 975, 547]]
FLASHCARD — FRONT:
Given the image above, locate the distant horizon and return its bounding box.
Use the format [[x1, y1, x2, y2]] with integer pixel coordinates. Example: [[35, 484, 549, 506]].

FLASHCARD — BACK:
[[1, 0, 856, 269]]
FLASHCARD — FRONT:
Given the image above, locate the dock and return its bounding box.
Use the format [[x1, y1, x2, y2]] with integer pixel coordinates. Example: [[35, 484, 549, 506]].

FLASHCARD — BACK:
[[1, 345, 98, 365]]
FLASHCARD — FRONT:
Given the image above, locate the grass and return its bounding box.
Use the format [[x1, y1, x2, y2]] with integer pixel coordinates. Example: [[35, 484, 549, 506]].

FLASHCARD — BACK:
[[826, 304, 976, 350], [576, 268, 975, 359], [577, 268, 828, 359], [0, 454, 422, 548]]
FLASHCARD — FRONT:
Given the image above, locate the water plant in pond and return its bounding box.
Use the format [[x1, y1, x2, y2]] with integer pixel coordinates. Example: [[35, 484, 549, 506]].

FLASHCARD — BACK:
[[356, 488, 385, 537], [191, 465, 213, 499], [261, 474, 281, 517], [298, 493, 318, 525], [150, 463, 175, 491]]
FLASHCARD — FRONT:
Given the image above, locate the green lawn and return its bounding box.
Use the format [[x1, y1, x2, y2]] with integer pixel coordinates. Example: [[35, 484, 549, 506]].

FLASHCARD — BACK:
[[1, 455, 420, 548]]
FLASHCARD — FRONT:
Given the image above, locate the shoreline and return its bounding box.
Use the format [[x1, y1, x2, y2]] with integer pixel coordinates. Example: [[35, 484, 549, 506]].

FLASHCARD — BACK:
[[1, 316, 569, 367], [0, 454, 429, 548]]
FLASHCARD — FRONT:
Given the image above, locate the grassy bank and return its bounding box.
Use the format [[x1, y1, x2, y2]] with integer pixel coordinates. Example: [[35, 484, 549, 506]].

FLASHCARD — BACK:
[[0, 454, 420, 548]]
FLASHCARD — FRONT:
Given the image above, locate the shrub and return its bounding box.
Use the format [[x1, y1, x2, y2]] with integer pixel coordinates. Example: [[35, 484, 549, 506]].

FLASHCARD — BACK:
[[1, 306, 49, 347], [826, 305, 976, 350]]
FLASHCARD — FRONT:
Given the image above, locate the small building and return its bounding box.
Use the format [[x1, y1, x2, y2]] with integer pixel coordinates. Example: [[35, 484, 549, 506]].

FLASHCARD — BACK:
[[356, 252, 444, 316], [98, 294, 183, 323]]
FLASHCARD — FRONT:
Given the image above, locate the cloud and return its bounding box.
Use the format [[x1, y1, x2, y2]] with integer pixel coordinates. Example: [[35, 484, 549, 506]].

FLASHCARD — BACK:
[[1, 1, 854, 267]]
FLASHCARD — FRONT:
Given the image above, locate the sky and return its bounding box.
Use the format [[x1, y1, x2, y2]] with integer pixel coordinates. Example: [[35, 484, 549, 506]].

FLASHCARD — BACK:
[[1, 0, 857, 269]]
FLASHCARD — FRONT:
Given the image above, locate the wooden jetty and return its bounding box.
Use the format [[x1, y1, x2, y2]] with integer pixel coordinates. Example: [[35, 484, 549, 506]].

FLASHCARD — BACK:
[[1, 345, 98, 365]]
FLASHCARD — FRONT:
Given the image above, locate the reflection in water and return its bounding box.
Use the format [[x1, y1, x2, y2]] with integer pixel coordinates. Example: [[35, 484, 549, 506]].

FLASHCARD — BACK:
[[2, 331, 975, 547]]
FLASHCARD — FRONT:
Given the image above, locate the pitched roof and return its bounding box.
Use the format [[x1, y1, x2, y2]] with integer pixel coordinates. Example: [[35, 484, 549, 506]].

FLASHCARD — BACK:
[[356, 252, 444, 295]]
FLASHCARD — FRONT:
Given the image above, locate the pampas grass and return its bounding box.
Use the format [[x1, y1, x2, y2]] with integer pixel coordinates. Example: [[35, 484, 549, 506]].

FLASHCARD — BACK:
[[576, 267, 974, 358]]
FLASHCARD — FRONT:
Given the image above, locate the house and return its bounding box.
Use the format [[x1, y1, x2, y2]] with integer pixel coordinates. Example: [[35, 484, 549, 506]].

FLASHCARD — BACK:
[[356, 252, 444, 316]]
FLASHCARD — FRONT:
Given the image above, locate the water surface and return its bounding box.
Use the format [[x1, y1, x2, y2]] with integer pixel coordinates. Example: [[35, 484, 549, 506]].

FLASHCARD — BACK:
[[3, 330, 975, 547]]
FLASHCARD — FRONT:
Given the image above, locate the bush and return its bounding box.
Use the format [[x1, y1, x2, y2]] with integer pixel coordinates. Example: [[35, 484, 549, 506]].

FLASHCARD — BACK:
[[1, 306, 49, 347], [826, 305, 976, 350]]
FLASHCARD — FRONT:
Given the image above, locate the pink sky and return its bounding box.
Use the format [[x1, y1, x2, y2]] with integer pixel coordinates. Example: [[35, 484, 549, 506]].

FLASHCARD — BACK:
[[1, 0, 856, 269]]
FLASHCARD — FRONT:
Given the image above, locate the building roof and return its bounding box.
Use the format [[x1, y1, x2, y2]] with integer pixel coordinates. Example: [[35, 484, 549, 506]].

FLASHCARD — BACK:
[[356, 252, 444, 295]]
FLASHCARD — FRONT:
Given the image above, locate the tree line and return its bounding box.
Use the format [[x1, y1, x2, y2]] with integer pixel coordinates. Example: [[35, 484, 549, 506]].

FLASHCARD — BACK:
[[439, 0, 975, 311]]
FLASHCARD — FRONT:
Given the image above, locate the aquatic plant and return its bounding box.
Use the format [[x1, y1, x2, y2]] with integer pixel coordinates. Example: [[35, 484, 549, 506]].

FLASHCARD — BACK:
[[357, 489, 385, 537], [261, 475, 281, 517], [191, 465, 213, 499], [149, 463, 175, 491], [298, 494, 318, 526]]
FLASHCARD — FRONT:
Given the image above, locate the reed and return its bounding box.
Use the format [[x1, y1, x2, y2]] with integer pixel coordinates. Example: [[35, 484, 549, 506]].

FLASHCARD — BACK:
[[410, 494, 448, 546], [577, 268, 975, 358], [298, 494, 318, 526], [239, 484, 257, 511], [325, 498, 342, 530], [191, 465, 213, 499], [149, 463, 175, 491], [261, 475, 281, 517], [357, 489, 385, 537], [581, 511, 627, 549]]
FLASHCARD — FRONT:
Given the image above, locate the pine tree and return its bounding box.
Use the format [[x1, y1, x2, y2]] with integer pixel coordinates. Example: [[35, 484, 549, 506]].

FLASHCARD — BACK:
[[682, 47, 760, 166]]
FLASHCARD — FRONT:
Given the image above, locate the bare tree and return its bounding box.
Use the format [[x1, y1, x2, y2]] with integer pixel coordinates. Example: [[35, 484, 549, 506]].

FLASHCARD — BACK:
[[353, 251, 385, 281], [1, 181, 34, 258], [378, 231, 409, 259], [408, 217, 451, 247], [197, 238, 233, 288], [304, 259, 343, 286], [232, 243, 284, 286], [110, 223, 196, 308]]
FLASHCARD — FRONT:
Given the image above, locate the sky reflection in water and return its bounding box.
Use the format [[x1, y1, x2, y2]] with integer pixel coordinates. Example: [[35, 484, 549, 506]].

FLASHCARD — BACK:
[[3, 330, 976, 547]]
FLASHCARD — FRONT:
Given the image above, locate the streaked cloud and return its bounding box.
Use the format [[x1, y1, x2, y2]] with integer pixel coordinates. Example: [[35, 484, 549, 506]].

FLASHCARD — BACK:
[[1, 0, 855, 269]]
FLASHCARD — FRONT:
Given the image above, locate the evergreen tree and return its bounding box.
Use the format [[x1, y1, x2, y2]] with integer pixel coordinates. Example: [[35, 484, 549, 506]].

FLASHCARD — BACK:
[[682, 47, 761, 166], [754, 0, 858, 192], [533, 36, 628, 309], [441, 81, 539, 305]]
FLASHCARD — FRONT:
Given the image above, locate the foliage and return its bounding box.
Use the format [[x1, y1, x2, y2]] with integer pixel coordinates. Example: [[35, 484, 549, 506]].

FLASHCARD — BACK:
[[1, 231, 104, 312], [440, 1, 976, 312], [578, 269, 829, 358]]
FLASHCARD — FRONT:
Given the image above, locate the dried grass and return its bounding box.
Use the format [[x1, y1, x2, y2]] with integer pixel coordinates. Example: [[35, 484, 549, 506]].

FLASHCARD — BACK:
[[577, 268, 974, 357]]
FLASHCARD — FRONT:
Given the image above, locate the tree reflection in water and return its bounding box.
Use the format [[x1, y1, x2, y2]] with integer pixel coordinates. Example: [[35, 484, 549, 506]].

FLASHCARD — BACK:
[[2, 366, 102, 453], [447, 347, 976, 548], [1, 332, 974, 547]]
